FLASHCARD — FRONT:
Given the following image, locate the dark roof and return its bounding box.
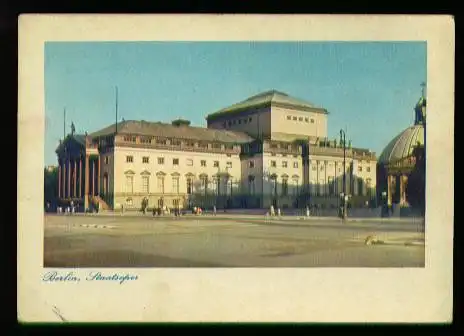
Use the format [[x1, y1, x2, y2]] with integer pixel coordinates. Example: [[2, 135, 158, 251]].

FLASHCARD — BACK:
[[90, 120, 255, 144], [55, 133, 89, 153], [206, 90, 328, 119]]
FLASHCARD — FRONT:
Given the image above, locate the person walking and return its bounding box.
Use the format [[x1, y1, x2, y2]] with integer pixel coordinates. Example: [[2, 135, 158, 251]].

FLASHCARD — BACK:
[[213, 205, 217, 216]]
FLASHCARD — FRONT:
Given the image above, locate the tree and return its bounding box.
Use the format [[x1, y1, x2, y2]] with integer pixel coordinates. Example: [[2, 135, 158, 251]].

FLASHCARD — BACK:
[[44, 167, 58, 205]]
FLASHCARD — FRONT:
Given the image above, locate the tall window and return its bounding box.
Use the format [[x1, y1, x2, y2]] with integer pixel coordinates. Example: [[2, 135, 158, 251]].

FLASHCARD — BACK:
[[158, 157, 164, 164], [172, 177, 179, 194], [201, 160, 206, 167], [292, 178, 299, 195], [319, 179, 324, 196], [157, 176, 165, 193], [200, 175, 208, 191], [270, 161, 276, 167], [293, 162, 299, 168], [248, 175, 255, 195], [213, 161, 219, 167], [357, 179, 364, 196], [142, 176, 150, 193], [366, 178, 372, 197], [173, 158, 179, 165], [328, 177, 334, 195], [282, 161, 288, 168], [186, 178, 193, 194], [125, 175, 134, 193], [271, 175, 277, 196], [248, 161, 255, 168], [281, 177, 288, 196]]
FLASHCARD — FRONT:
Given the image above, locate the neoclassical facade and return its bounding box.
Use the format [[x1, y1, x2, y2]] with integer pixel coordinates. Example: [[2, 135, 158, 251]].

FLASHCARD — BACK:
[[56, 90, 378, 211]]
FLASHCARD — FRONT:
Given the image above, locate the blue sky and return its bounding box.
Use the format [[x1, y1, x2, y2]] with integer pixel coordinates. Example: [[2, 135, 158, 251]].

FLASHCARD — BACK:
[[45, 41, 426, 165]]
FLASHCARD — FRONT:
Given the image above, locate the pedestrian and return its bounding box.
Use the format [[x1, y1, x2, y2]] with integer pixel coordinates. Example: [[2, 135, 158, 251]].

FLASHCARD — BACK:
[[277, 208, 281, 217], [213, 205, 217, 216], [270, 205, 275, 217], [306, 206, 310, 218]]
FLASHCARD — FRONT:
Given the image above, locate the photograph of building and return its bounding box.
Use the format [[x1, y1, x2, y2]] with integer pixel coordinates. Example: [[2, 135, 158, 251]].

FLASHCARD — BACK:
[[55, 89, 378, 213], [43, 40, 427, 269]]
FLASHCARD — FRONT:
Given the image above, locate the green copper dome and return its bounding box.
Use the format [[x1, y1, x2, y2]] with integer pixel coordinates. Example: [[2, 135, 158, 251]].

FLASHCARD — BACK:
[[378, 124, 424, 165]]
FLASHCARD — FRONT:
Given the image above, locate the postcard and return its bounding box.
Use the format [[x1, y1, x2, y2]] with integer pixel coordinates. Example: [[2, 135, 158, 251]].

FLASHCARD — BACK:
[[18, 14, 454, 323]]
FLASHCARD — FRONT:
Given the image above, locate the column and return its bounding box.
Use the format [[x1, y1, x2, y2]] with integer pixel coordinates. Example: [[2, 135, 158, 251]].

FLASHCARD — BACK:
[[58, 163, 62, 198], [63, 160, 67, 198], [387, 175, 392, 206], [92, 159, 96, 196], [98, 156, 101, 195], [79, 158, 82, 198], [73, 159, 77, 197], [67, 159, 71, 199], [85, 154, 90, 209]]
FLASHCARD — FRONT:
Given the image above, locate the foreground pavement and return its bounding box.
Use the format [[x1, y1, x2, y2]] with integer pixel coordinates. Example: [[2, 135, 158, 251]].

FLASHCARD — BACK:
[[44, 214, 425, 268]]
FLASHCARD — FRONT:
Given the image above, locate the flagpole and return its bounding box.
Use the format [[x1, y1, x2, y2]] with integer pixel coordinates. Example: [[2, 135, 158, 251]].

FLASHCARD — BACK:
[[115, 86, 118, 134], [63, 108, 66, 139]]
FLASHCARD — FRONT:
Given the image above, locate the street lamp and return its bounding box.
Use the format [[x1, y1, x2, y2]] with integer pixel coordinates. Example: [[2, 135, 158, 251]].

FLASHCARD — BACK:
[[381, 191, 387, 217], [340, 129, 347, 220]]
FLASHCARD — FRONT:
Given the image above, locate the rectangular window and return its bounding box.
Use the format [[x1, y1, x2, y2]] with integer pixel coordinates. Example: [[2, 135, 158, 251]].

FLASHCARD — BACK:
[[287, 116, 291, 120], [248, 161, 255, 168], [248, 176, 255, 195], [125, 175, 133, 193], [173, 199, 179, 207], [173, 158, 179, 165], [156, 139, 167, 145], [201, 176, 208, 189], [142, 156, 149, 164], [126, 156, 133, 163], [172, 177, 179, 194], [298, 117, 303, 121], [238, 120, 241, 124], [293, 162, 299, 168], [293, 116, 297, 121], [201, 160, 206, 167], [305, 117, 309, 122], [271, 160, 276, 167], [358, 166, 363, 172], [186, 159, 193, 166], [186, 178, 193, 194], [249, 117, 252, 122], [104, 157, 109, 164], [292, 179, 299, 195], [282, 161, 288, 168], [310, 119, 314, 123], [213, 161, 219, 167], [226, 161, 232, 168], [158, 157, 164, 165], [157, 177, 165, 193], [366, 167, 371, 172], [141, 176, 149, 193], [328, 177, 334, 195], [281, 178, 288, 196]]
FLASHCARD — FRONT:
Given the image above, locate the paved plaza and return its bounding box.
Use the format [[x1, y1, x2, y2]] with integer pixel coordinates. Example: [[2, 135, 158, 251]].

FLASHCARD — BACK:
[[44, 213, 425, 267]]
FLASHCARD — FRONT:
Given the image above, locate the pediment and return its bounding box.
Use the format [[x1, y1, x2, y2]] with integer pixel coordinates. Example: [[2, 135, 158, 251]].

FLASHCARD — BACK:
[[140, 170, 151, 176], [124, 169, 135, 175]]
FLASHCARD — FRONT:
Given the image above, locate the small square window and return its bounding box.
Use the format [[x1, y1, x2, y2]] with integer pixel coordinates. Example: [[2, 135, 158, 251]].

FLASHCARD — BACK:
[[305, 117, 309, 122], [298, 117, 303, 121], [142, 156, 149, 164], [293, 116, 297, 121], [226, 161, 232, 168], [271, 153, 276, 156], [310, 119, 314, 123], [201, 160, 206, 167], [126, 156, 133, 163], [287, 116, 291, 120], [213, 161, 219, 167], [158, 157, 164, 164], [249, 161, 255, 168], [173, 158, 179, 165], [271, 161, 276, 167], [358, 166, 363, 172], [282, 161, 288, 168]]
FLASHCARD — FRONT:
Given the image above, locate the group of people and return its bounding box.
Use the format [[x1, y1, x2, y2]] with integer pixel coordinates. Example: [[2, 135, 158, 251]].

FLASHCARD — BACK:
[[267, 205, 311, 218], [56, 201, 78, 215]]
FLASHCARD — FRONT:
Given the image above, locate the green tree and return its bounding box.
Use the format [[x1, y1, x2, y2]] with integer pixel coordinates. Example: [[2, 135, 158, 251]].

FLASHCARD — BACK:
[[44, 167, 58, 205]]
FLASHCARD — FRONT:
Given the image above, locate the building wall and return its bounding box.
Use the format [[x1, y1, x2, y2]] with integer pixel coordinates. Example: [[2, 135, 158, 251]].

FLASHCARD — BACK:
[[207, 107, 272, 139], [271, 106, 328, 139], [112, 146, 241, 209]]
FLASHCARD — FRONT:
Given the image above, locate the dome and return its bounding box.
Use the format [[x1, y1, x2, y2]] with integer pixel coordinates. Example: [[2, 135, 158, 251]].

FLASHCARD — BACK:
[[378, 124, 424, 165]]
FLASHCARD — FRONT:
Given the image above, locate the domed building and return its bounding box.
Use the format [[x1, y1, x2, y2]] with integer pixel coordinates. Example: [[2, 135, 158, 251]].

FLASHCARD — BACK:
[[377, 92, 426, 209]]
